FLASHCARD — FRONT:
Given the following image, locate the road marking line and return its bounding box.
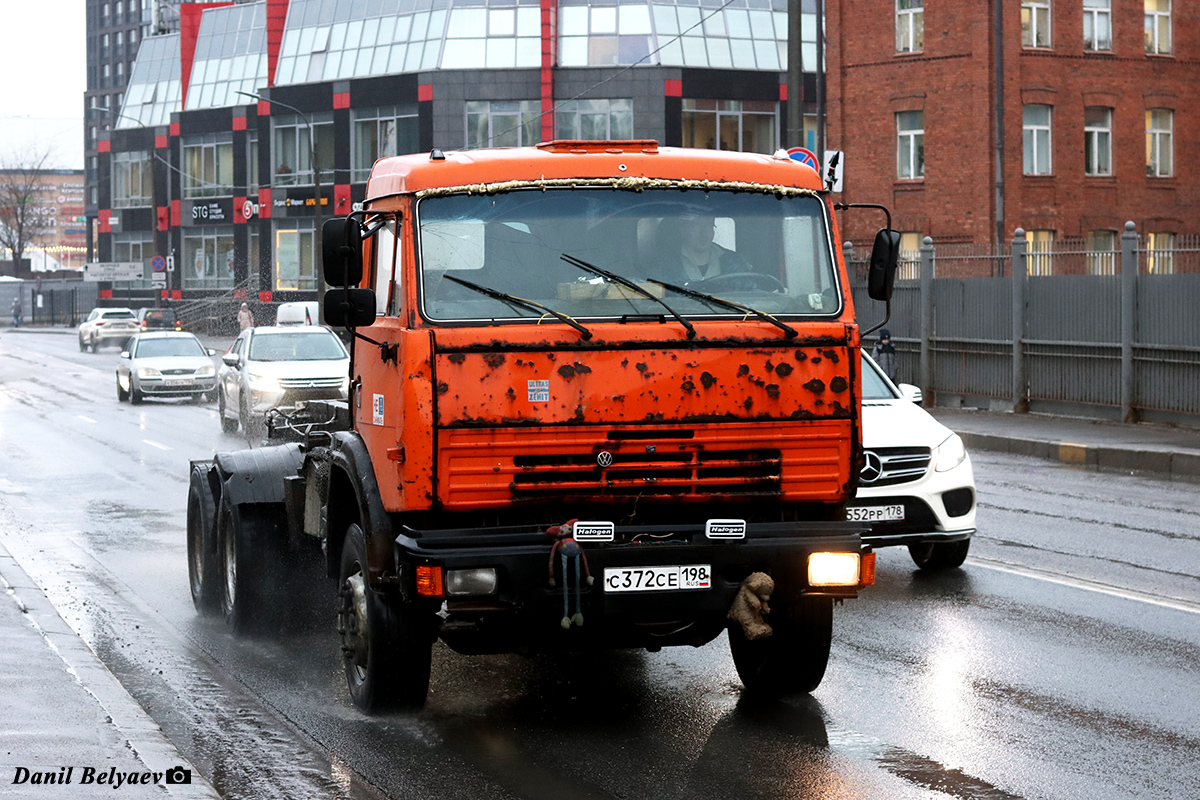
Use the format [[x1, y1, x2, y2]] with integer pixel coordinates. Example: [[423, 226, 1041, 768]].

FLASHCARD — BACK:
[[969, 557, 1200, 616], [142, 440, 172, 451], [77, 415, 97, 424]]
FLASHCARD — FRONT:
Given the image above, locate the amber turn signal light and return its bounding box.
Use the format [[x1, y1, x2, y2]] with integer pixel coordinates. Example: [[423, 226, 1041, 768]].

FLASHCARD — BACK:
[[415, 565, 444, 596], [860, 552, 876, 587]]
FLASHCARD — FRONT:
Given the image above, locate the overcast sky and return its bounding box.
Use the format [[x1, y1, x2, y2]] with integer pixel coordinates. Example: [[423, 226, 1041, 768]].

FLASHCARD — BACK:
[[0, 0, 87, 169]]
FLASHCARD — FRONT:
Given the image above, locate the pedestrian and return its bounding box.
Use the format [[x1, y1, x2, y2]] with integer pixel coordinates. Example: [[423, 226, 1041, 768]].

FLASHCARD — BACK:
[[872, 328, 898, 383], [11, 297, 21, 328], [237, 302, 254, 331]]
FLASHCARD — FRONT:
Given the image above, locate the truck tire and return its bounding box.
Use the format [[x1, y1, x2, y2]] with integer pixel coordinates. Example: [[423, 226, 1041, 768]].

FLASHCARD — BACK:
[[187, 466, 220, 613], [729, 596, 833, 696], [338, 523, 432, 712], [218, 499, 282, 633], [908, 539, 970, 571]]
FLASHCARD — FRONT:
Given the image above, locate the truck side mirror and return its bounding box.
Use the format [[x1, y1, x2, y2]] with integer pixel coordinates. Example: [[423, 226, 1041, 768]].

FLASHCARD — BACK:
[[323, 288, 377, 328], [322, 217, 364, 287], [868, 228, 901, 302]]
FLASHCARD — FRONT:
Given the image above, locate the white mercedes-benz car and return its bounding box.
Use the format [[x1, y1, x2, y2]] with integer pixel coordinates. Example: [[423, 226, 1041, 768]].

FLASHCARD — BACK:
[[851, 352, 977, 570]]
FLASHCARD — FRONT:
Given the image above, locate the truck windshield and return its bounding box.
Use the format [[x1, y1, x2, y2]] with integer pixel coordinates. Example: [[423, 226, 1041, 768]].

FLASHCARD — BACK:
[[417, 188, 839, 323]]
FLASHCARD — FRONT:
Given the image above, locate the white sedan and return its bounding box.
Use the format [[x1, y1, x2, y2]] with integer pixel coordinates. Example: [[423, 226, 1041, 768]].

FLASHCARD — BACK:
[[850, 353, 977, 570], [116, 332, 218, 404]]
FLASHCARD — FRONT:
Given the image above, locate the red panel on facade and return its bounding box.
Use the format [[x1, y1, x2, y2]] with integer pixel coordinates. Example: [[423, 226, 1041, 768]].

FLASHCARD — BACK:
[[779, 84, 788, 101], [233, 116, 247, 131], [333, 92, 351, 109], [155, 135, 168, 149], [170, 199, 181, 227], [664, 80, 682, 97], [97, 140, 111, 153], [418, 84, 434, 102], [335, 184, 351, 214], [161, 289, 169, 300], [259, 291, 273, 303], [171, 290, 182, 300], [98, 209, 111, 233], [258, 188, 272, 219], [100, 290, 113, 299], [257, 100, 271, 117], [169, 122, 180, 137], [157, 206, 169, 232], [180, 3, 234, 106], [233, 196, 247, 224], [266, 0, 289, 86]]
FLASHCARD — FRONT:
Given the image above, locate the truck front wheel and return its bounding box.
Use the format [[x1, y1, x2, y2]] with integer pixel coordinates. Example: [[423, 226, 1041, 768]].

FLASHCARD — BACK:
[[729, 596, 833, 696], [187, 466, 220, 613], [338, 523, 432, 712]]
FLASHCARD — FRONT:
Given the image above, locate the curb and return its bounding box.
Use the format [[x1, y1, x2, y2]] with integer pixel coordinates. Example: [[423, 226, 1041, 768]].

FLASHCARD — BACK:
[[956, 431, 1199, 482]]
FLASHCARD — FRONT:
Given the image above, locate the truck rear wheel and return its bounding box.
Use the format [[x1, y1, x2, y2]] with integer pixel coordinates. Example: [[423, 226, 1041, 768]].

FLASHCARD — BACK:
[[338, 523, 432, 712], [729, 596, 833, 696], [218, 500, 282, 633], [908, 539, 970, 571], [187, 466, 220, 613]]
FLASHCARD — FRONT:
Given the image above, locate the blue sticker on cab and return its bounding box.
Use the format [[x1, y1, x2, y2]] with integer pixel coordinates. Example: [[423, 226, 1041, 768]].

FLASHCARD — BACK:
[[528, 379, 549, 402]]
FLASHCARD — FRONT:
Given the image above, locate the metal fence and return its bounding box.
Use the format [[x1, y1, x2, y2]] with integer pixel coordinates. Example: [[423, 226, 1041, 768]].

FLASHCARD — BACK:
[[1, 279, 99, 328], [850, 223, 1200, 427]]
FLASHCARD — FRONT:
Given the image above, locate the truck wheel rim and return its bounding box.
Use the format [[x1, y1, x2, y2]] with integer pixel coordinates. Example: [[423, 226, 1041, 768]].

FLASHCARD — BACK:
[[339, 571, 369, 683]]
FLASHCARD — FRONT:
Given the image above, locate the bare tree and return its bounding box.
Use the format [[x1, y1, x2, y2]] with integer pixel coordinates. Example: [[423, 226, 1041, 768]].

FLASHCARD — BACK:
[[0, 147, 54, 275]]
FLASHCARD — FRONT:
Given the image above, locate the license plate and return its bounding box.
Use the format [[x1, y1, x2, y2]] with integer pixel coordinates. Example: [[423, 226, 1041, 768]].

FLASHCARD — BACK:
[[162, 379, 190, 387], [846, 505, 905, 522], [603, 565, 711, 593]]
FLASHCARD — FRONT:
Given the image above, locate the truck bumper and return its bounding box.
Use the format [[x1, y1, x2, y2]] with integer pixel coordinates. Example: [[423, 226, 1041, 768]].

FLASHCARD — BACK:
[[392, 521, 868, 653]]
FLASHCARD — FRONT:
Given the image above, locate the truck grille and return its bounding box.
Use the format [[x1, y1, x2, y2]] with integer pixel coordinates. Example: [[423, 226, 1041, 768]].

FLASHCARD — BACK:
[[438, 421, 852, 507], [859, 446, 931, 487]]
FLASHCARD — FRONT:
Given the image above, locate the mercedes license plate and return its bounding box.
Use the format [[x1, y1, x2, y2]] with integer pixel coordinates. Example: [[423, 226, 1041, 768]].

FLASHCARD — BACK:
[[846, 505, 905, 522], [603, 565, 711, 593]]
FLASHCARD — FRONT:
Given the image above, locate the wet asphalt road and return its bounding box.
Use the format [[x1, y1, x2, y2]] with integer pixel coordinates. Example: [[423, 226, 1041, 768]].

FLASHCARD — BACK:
[[1, 328, 1198, 800]]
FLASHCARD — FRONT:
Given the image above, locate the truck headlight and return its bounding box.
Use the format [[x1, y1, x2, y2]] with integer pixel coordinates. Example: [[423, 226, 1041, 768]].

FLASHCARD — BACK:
[[446, 568, 498, 596], [808, 552, 860, 587], [934, 433, 967, 472]]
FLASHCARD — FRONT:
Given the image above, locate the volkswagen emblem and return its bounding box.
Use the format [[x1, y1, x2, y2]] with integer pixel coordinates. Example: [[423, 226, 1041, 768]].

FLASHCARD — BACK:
[[860, 451, 883, 484], [597, 451, 614, 468]]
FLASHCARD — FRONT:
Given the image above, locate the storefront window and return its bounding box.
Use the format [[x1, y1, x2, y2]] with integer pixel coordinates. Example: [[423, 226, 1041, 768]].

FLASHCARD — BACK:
[[182, 226, 237, 288], [274, 220, 317, 291]]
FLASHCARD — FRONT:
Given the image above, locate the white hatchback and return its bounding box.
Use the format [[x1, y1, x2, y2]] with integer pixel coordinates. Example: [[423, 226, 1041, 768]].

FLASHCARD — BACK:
[[217, 326, 349, 435], [851, 353, 977, 570]]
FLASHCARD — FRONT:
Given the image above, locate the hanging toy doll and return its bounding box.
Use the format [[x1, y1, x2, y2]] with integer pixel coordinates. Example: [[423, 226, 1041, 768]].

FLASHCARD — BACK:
[[546, 519, 594, 629]]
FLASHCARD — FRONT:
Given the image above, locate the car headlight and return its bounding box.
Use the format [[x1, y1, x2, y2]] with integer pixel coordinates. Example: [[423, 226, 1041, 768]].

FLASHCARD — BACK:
[[934, 433, 967, 472], [136, 367, 161, 379], [248, 373, 280, 392], [195, 365, 216, 378]]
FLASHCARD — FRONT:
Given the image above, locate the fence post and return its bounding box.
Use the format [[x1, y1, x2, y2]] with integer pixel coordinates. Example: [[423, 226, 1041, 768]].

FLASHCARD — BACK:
[[1011, 228, 1028, 413], [1120, 220, 1138, 423], [919, 236, 934, 403]]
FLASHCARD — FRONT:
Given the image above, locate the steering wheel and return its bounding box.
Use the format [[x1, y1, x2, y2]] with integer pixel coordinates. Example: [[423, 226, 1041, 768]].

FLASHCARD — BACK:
[[695, 271, 786, 293]]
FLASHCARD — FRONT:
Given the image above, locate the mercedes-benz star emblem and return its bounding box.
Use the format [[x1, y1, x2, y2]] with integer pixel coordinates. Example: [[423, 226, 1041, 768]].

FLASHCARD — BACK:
[[860, 451, 883, 484], [597, 451, 614, 468]]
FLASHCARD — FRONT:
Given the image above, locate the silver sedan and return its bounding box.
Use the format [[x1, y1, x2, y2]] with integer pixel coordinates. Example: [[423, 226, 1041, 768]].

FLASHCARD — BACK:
[[116, 332, 218, 404]]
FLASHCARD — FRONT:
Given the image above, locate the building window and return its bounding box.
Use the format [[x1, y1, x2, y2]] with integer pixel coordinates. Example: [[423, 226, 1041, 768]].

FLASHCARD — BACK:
[[112, 232, 153, 263], [247, 132, 259, 193], [1083, 0, 1111, 50], [554, 99, 634, 141], [1145, 232, 1174, 274], [896, 0, 923, 53], [899, 231, 922, 280], [896, 110, 924, 179], [682, 99, 778, 154], [1023, 104, 1052, 175], [1025, 229, 1055, 276], [466, 100, 541, 149], [1084, 107, 1112, 176], [1086, 230, 1116, 275], [1021, 0, 1051, 48], [1145, 109, 1172, 177], [273, 113, 335, 186], [352, 105, 419, 183], [1145, 0, 1171, 54], [182, 133, 234, 199], [182, 226, 237, 289], [112, 150, 153, 208], [274, 220, 317, 291]]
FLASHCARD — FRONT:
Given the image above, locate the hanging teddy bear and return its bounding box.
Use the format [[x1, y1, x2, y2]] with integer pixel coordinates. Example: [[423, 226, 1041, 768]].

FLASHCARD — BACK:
[[546, 519, 594, 629], [728, 571, 775, 640]]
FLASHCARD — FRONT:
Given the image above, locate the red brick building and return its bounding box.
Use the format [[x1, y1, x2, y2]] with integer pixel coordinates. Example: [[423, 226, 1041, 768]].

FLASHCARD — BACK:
[[827, 1, 1199, 275]]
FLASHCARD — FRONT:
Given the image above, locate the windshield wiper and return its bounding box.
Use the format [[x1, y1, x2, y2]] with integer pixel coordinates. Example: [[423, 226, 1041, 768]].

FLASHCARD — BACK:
[[561, 254, 695, 339], [443, 275, 593, 340], [646, 279, 798, 339]]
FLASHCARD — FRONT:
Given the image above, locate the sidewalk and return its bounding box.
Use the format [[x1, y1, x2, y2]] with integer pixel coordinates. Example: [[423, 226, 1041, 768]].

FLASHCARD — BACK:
[[0, 542, 219, 798], [931, 407, 1200, 481]]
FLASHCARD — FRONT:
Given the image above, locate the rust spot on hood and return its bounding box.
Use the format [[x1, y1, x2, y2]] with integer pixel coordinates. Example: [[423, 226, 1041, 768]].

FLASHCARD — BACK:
[[436, 382, 450, 394], [803, 378, 826, 394], [700, 371, 717, 389], [793, 350, 808, 362], [830, 376, 848, 393], [681, 379, 696, 394], [738, 364, 750, 376], [765, 384, 780, 400], [448, 353, 466, 364], [558, 364, 577, 379], [484, 353, 506, 368], [774, 363, 794, 378]]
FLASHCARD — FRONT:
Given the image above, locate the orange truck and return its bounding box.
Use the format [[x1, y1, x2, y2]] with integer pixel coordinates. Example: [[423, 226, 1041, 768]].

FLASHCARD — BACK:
[[187, 141, 899, 712]]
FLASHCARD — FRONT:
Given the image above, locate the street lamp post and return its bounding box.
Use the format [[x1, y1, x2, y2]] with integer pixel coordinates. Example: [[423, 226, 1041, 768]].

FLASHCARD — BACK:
[[237, 91, 327, 319]]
